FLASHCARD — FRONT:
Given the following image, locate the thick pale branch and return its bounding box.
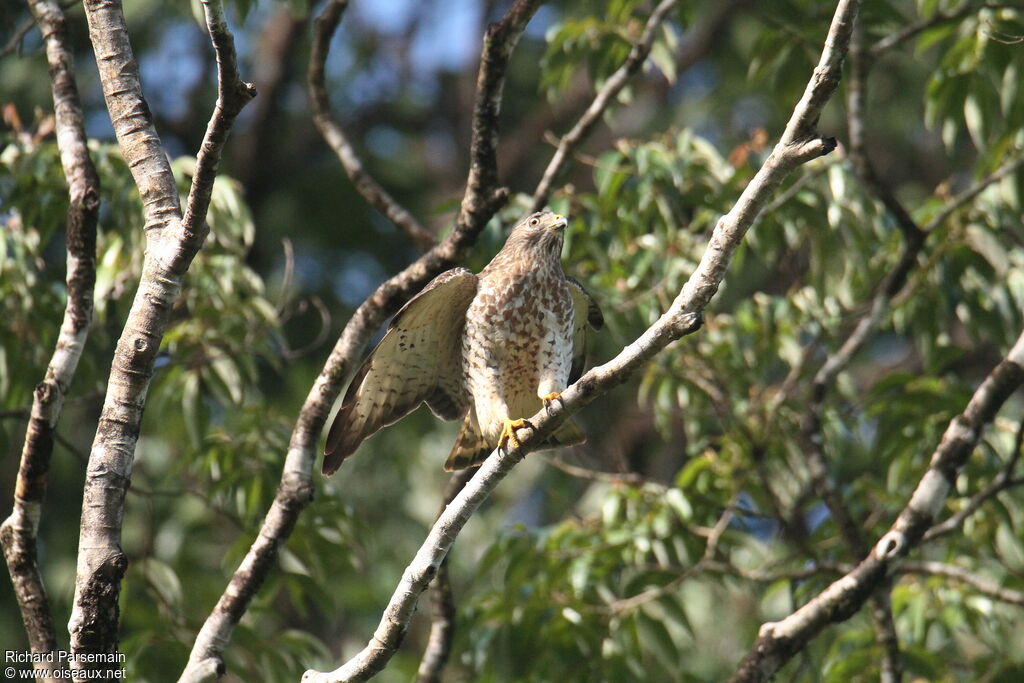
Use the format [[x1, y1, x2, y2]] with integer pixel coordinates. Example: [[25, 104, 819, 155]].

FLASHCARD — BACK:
[[415, 469, 474, 683], [308, 0, 436, 251], [730, 331, 1024, 682], [180, 3, 539, 680], [1, 1, 99, 679], [70, 0, 250, 673], [304, 2, 859, 681]]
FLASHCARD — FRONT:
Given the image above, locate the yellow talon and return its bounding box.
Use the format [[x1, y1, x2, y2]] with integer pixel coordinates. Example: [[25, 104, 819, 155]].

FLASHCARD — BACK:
[[540, 392, 562, 411], [498, 418, 532, 452]]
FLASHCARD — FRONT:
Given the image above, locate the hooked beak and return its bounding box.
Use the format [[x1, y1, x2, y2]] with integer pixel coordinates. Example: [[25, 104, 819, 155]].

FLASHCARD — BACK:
[[550, 214, 568, 230]]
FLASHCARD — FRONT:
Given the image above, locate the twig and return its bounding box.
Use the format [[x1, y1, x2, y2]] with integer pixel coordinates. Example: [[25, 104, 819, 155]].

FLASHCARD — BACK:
[[530, 0, 682, 211], [182, 0, 257, 233], [308, 0, 436, 251], [707, 555, 1024, 610], [69, 0, 251, 670], [898, 561, 1024, 607], [730, 331, 1024, 682], [546, 454, 649, 486], [869, 3, 1024, 58], [415, 469, 475, 683], [1, 2, 80, 58], [1, 1, 99, 679], [605, 505, 734, 614], [1, 14, 38, 58], [180, 3, 537, 679], [303, 1, 857, 680], [921, 157, 1024, 233]]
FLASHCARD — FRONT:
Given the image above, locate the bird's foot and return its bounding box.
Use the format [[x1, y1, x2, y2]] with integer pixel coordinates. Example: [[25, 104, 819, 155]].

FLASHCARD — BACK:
[[498, 418, 534, 453], [540, 391, 562, 414]]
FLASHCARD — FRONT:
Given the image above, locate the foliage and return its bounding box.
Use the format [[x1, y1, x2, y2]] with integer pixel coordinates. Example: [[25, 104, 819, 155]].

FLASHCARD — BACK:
[[3, 0, 1024, 681]]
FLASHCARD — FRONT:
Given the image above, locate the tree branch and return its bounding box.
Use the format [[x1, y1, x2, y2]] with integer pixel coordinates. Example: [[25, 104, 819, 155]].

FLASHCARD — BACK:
[[923, 415, 1024, 542], [868, 2, 1024, 58], [414, 469, 474, 683], [1, 1, 99, 679], [308, 0, 436, 251], [303, 2, 858, 680], [730, 330, 1024, 682], [530, 0, 681, 211], [183, 0, 257, 232], [68, 0, 250, 673], [179, 3, 539, 679], [899, 561, 1024, 607]]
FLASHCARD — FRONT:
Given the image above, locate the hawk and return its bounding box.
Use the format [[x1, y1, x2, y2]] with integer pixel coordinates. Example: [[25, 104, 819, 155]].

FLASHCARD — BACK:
[[323, 210, 604, 474]]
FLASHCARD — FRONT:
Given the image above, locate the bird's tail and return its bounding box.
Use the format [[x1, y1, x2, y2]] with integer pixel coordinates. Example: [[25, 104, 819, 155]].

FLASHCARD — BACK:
[[444, 415, 586, 471], [445, 415, 492, 471]]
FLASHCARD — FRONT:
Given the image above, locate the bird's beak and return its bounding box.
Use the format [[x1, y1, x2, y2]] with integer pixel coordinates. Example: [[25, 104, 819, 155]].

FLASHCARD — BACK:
[[550, 214, 568, 230]]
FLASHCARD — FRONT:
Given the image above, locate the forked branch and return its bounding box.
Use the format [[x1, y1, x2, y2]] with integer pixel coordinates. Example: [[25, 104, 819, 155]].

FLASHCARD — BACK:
[[68, 0, 252, 673]]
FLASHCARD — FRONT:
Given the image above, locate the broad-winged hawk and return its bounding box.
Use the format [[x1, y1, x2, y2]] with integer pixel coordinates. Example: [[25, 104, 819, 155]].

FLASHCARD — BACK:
[[323, 211, 603, 474]]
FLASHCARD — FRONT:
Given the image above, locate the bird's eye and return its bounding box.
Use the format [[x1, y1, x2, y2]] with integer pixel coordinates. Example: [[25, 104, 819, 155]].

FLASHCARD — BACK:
[[529, 218, 539, 227]]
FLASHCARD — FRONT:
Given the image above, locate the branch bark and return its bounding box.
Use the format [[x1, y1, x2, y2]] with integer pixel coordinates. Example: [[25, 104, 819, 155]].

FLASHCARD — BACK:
[[68, 0, 252, 675], [415, 469, 474, 683], [1, 1, 99, 679], [923, 415, 1024, 542], [730, 331, 1024, 682], [179, 3, 540, 679], [303, 2, 859, 680], [309, 0, 436, 251]]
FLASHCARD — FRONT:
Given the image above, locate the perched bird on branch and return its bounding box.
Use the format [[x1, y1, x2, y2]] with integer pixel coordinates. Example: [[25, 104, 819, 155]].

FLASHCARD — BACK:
[[323, 210, 604, 474]]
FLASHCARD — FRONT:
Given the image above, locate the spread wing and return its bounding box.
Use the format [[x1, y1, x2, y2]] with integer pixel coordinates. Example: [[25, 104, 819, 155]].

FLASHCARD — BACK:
[[323, 268, 478, 474], [567, 276, 604, 383]]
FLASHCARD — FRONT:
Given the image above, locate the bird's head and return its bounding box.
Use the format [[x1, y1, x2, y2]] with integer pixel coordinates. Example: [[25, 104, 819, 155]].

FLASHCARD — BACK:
[[504, 210, 569, 260]]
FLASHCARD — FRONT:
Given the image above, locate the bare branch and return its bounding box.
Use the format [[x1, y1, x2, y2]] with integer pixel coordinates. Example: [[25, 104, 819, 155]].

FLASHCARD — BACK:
[[730, 331, 1024, 682], [1, 0, 99, 678], [68, 0, 250, 670], [303, 2, 859, 680], [530, 0, 681, 211], [180, 3, 539, 679], [309, 0, 436, 251], [183, 0, 257, 232]]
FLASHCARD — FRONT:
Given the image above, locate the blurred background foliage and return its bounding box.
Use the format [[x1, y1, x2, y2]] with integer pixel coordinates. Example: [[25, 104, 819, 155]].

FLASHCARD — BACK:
[[3, 0, 1024, 680]]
